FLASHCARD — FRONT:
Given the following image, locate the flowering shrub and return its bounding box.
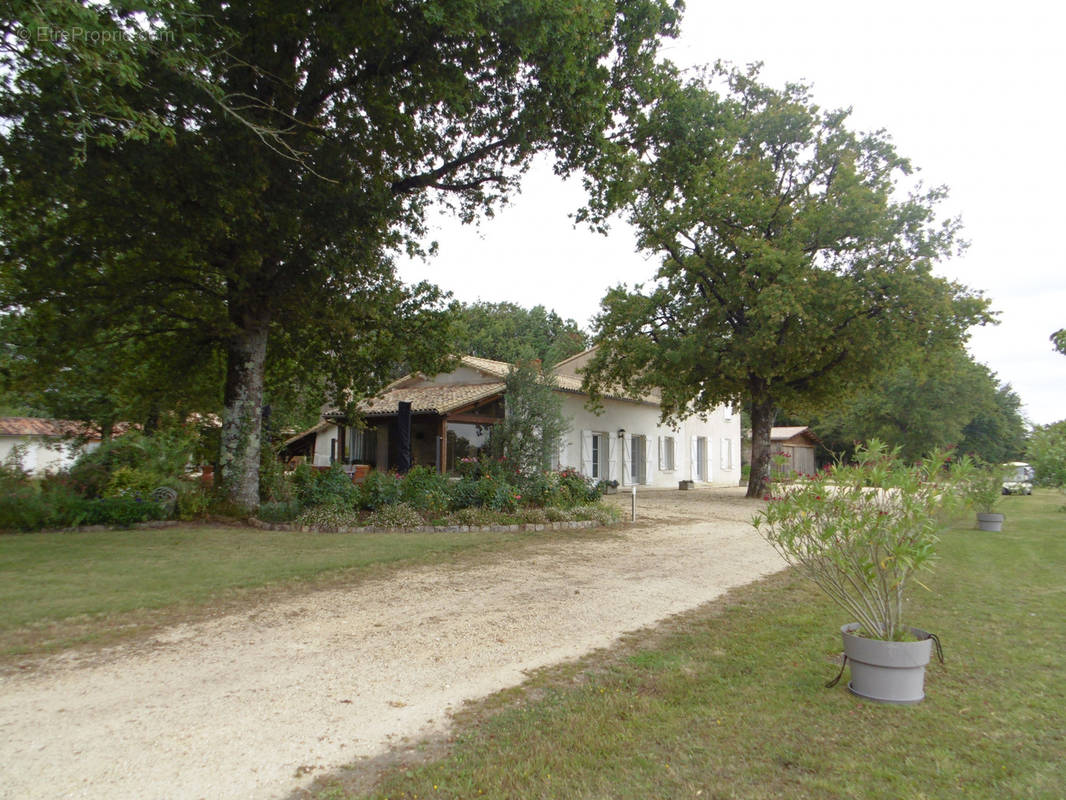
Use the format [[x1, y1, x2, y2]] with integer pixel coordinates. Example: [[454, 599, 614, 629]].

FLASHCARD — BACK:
[[754, 440, 964, 641], [557, 468, 601, 505], [367, 502, 425, 529]]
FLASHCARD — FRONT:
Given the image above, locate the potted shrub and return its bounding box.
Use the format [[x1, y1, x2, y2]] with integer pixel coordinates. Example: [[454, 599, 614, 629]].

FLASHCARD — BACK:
[[754, 441, 962, 704], [954, 456, 1009, 531]]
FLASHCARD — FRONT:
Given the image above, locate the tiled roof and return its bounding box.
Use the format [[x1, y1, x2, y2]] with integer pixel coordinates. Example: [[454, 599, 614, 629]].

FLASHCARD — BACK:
[[458, 355, 512, 377], [360, 382, 505, 416], [771, 426, 819, 443], [0, 417, 101, 438]]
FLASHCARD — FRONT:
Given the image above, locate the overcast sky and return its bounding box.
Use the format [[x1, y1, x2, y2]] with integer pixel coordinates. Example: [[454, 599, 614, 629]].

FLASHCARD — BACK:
[[398, 0, 1066, 427]]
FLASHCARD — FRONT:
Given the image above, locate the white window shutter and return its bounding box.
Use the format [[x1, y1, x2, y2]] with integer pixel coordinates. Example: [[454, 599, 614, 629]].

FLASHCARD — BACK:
[[581, 430, 593, 477], [621, 435, 632, 486], [690, 437, 698, 481]]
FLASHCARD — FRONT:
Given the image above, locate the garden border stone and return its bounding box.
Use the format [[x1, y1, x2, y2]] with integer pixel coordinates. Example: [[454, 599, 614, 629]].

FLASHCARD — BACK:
[[248, 518, 601, 534]]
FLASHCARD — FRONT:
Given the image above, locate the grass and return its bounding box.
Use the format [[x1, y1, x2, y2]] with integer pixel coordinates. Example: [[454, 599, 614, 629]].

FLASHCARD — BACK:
[[304, 490, 1066, 800], [0, 523, 615, 660]]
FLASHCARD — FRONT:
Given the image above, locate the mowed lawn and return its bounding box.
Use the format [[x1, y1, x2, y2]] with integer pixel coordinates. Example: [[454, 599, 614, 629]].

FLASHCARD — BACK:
[[0, 524, 601, 658], [305, 491, 1066, 800]]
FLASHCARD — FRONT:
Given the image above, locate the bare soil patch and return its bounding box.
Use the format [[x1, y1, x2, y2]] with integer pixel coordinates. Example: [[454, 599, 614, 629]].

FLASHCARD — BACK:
[[0, 487, 781, 800]]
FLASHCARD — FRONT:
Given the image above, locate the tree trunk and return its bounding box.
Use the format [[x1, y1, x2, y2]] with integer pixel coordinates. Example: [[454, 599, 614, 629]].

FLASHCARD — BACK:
[[220, 312, 270, 511], [746, 397, 777, 498]]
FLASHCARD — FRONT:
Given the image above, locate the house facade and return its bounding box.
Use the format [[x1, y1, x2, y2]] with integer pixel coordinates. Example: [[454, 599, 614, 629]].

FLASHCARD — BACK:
[[282, 351, 742, 488], [551, 350, 740, 488]]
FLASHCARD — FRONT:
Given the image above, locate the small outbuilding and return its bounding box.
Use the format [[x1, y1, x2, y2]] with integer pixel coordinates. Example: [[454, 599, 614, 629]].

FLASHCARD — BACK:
[[770, 426, 821, 477], [0, 417, 103, 474]]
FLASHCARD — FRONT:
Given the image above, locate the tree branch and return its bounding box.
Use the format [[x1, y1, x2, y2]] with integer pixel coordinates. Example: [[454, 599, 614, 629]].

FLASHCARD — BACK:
[[391, 136, 514, 196]]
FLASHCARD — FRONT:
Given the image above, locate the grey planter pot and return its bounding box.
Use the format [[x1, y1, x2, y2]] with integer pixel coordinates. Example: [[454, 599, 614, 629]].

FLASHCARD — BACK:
[[841, 623, 933, 705], [976, 512, 1005, 532]]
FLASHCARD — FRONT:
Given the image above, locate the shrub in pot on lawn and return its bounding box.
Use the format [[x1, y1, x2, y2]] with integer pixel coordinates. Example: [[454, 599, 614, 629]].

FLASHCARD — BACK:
[[754, 440, 964, 703], [953, 455, 1010, 531]]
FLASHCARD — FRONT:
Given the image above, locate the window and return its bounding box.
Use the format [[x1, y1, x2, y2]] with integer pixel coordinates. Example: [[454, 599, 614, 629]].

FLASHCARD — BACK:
[[631, 435, 647, 484], [659, 436, 676, 471], [581, 431, 609, 480], [446, 422, 492, 472], [721, 438, 733, 470], [347, 427, 374, 464]]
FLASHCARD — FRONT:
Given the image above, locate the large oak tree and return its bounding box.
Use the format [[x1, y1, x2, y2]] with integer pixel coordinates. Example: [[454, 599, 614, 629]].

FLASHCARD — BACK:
[[580, 66, 991, 497], [1, 0, 681, 509]]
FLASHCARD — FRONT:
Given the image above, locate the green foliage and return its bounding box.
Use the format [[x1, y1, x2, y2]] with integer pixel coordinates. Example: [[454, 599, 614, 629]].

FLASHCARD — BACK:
[[286, 455, 603, 521], [289, 463, 317, 507], [0, 482, 168, 531], [81, 497, 169, 527], [453, 302, 589, 366], [0, 445, 31, 492], [294, 504, 362, 531], [513, 468, 603, 509], [259, 447, 295, 504], [398, 466, 450, 514], [176, 488, 211, 521], [256, 500, 304, 524], [1052, 329, 1066, 356], [300, 463, 359, 510], [952, 456, 1011, 514], [367, 503, 425, 529], [797, 345, 1026, 464], [754, 441, 965, 640], [0, 489, 51, 532], [445, 476, 481, 511], [356, 470, 403, 511], [490, 363, 571, 477], [105, 466, 164, 499], [581, 65, 991, 499], [1, 0, 681, 511], [1026, 420, 1066, 488], [67, 429, 195, 499]]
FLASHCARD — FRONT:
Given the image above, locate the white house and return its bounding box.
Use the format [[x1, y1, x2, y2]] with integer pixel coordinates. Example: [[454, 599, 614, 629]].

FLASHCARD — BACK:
[[551, 349, 740, 488], [0, 417, 102, 474], [281, 350, 742, 488]]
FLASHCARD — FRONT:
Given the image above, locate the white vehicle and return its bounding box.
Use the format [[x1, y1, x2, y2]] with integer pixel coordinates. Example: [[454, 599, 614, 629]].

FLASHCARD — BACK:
[[1002, 462, 1035, 495]]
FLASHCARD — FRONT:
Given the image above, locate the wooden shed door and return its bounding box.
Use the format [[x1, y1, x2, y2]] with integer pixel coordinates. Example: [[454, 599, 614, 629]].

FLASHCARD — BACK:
[[792, 446, 815, 476]]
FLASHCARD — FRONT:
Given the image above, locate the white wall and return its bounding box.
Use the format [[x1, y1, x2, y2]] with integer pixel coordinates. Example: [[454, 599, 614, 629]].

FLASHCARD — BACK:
[[0, 436, 97, 474], [556, 393, 742, 488], [312, 424, 340, 468]]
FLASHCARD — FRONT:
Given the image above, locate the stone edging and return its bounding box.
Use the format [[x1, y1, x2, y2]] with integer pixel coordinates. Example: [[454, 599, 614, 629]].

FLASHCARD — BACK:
[[247, 518, 601, 534], [48, 520, 183, 534]]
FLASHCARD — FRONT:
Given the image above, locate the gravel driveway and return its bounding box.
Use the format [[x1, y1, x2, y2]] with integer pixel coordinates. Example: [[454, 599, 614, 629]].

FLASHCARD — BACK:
[[0, 487, 782, 800]]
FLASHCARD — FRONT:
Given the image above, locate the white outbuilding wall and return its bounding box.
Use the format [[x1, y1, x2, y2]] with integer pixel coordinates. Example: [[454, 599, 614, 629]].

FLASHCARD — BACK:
[[0, 436, 98, 474]]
